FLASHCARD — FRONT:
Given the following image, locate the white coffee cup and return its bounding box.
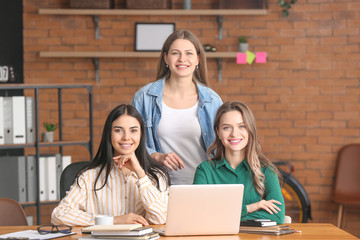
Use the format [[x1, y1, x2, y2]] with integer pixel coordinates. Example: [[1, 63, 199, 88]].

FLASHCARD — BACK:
[[95, 215, 114, 225]]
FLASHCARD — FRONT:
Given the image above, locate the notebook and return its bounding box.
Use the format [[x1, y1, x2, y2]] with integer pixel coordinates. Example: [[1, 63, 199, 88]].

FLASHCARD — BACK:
[[156, 184, 244, 236], [82, 224, 142, 234], [239, 226, 295, 236]]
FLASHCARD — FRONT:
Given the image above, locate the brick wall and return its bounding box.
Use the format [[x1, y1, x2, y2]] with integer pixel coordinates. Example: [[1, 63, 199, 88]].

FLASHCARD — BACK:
[[23, 0, 360, 236]]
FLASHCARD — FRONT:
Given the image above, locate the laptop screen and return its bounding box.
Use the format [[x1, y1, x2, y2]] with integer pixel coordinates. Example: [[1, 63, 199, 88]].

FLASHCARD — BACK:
[[161, 184, 244, 236]]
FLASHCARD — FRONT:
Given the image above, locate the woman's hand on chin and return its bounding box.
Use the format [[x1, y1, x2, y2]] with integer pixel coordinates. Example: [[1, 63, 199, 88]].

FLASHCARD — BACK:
[[114, 213, 149, 226], [113, 153, 145, 178]]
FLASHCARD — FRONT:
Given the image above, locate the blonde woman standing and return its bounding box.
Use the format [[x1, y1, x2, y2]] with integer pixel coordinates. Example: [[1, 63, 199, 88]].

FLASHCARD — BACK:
[[193, 102, 285, 224], [132, 29, 222, 185]]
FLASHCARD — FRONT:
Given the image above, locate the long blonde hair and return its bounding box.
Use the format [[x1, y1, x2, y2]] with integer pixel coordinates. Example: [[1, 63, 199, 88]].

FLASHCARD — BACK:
[[156, 29, 208, 85], [207, 102, 280, 198]]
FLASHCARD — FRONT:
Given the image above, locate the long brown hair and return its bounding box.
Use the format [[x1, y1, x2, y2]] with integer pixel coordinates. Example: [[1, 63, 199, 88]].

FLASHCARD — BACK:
[[156, 29, 208, 85], [78, 104, 170, 191], [207, 102, 280, 198]]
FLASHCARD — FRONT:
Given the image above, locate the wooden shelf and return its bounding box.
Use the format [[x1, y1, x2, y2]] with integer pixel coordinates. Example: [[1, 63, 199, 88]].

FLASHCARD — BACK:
[[39, 51, 238, 58], [39, 51, 238, 82], [38, 8, 263, 82], [38, 8, 269, 16], [0, 140, 91, 150], [1, 83, 92, 89], [38, 8, 268, 40]]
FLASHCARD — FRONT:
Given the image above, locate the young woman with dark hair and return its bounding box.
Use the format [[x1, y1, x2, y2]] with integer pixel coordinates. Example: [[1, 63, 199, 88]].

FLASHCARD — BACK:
[[52, 104, 170, 226]]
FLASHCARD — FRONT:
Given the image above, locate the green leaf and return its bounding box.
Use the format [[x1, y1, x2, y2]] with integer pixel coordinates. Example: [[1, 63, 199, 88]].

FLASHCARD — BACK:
[[279, 0, 295, 17], [43, 122, 58, 132], [283, 9, 289, 17], [238, 36, 247, 43]]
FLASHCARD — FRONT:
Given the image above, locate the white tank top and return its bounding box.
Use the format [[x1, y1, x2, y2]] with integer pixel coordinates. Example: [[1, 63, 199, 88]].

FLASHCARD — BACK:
[[157, 101, 207, 185]]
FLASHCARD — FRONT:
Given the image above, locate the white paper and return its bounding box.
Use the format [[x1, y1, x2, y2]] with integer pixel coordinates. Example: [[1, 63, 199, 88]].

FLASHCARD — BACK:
[[0, 230, 75, 240]]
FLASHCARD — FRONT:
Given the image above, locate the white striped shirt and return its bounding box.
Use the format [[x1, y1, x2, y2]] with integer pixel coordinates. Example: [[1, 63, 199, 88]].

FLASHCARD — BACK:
[[51, 165, 168, 226]]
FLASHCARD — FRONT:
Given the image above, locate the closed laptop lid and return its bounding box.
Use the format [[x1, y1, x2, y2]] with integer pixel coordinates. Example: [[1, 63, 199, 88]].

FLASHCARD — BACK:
[[163, 184, 244, 236]]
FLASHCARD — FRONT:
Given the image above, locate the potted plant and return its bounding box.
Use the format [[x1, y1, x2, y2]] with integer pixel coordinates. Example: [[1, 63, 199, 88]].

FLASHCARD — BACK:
[[42, 122, 58, 142], [279, 0, 297, 17], [238, 36, 248, 52]]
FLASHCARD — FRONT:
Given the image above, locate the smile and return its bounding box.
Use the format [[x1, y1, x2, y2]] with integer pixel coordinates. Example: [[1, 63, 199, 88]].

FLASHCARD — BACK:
[[176, 64, 188, 68], [119, 143, 133, 148]]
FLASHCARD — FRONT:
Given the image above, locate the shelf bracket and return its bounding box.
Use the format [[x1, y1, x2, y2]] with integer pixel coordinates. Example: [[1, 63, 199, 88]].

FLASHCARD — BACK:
[[217, 15, 223, 40], [217, 58, 223, 83], [93, 58, 100, 82], [93, 15, 101, 40]]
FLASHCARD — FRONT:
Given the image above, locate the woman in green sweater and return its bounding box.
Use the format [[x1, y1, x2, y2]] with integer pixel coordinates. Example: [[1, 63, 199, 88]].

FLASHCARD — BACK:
[[193, 102, 285, 224]]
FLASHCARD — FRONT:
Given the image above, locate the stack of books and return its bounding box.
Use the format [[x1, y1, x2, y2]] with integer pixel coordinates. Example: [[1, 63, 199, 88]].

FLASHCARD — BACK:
[[241, 219, 277, 227], [240, 220, 295, 236], [80, 224, 159, 240]]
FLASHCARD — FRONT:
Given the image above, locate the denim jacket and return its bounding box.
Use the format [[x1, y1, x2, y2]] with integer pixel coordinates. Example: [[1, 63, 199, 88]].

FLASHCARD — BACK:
[[131, 78, 223, 156]]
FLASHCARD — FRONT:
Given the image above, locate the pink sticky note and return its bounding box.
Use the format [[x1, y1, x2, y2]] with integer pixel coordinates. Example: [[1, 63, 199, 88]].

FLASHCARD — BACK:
[[256, 52, 267, 63], [236, 53, 247, 64]]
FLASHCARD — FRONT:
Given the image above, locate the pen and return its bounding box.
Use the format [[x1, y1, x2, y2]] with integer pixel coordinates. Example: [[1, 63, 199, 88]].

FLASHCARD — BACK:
[[294, 230, 302, 233]]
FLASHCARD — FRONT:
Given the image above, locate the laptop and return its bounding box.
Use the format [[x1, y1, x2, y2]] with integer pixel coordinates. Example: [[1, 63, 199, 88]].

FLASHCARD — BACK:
[[156, 184, 244, 236]]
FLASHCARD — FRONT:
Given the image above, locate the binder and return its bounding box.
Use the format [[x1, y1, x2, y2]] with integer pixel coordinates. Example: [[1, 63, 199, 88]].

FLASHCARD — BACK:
[[62, 155, 72, 171], [0, 97, 4, 144], [55, 154, 62, 200], [3, 96, 26, 144], [39, 156, 47, 201], [26, 155, 37, 202], [25, 97, 35, 143], [3, 97, 13, 144], [38, 154, 63, 201], [59, 155, 72, 200], [0, 156, 27, 202], [46, 155, 57, 201], [12, 96, 26, 144]]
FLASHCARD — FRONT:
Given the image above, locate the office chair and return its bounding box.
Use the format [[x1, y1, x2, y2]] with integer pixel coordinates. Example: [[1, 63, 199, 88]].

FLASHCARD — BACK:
[[0, 198, 28, 226], [60, 161, 90, 200], [332, 144, 360, 228]]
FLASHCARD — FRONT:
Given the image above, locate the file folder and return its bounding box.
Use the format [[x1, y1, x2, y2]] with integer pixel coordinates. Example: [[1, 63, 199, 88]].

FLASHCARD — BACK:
[[55, 154, 62, 200], [0, 156, 27, 202], [3, 96, 26, 144], [0, 97, 4, 144], [47, 155, 57, 201], [39, 154, 63, 201], [62, 155, 72, 171], [39, 156, 47, 201], [12, 96, 26, 144], [26, 155, 37, 202], [25, 97, 35, 143], [3, 97, 13, 144]]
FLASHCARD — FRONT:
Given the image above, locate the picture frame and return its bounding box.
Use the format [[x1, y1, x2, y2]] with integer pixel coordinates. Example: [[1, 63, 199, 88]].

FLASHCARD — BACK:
[[135, 23, 175, 51]]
